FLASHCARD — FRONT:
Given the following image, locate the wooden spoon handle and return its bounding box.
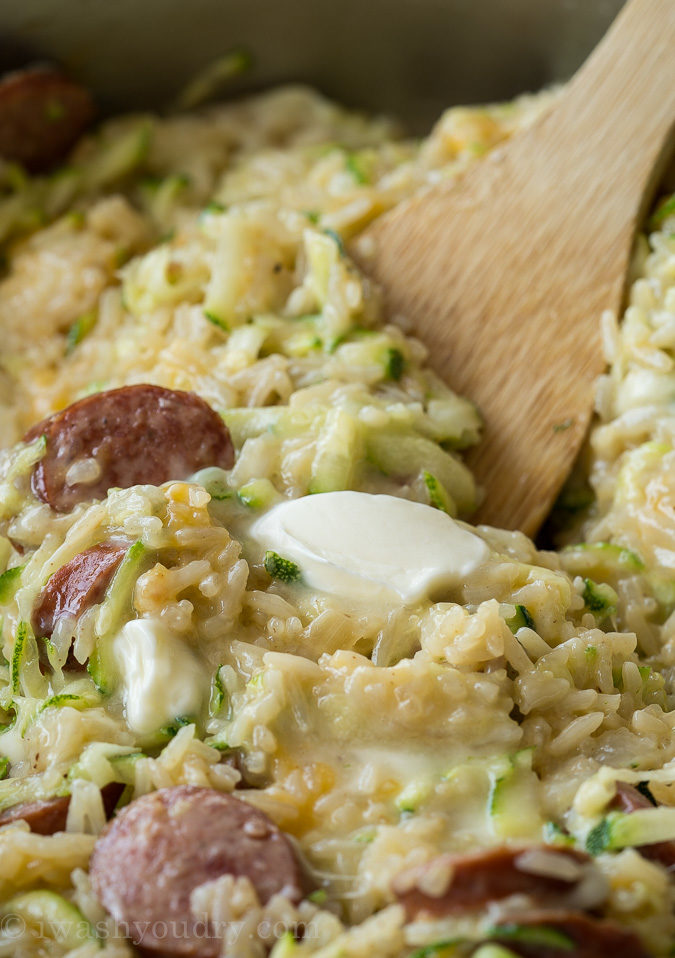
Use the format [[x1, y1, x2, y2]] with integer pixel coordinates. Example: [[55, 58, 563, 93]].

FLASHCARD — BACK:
[[356, 0, 675, 536], [555, 0, 675, 239]]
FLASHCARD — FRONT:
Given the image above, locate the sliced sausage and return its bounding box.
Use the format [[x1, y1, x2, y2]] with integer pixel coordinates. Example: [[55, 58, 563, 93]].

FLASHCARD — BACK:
[[32, 541, 128, 645], [490, 909, 652, 958], [0, 795, 70, 834], [0, 783, 123, 835], [0, 66, 94, 172], [90, 785, 305, 957], [393, 846, 605, 920], [25, 384, 235, 512], [612, 781, 655, 814], [611, 781, 675, 869]]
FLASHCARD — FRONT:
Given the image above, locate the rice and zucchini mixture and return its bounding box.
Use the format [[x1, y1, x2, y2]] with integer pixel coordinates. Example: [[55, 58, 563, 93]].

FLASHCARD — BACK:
[[0, 83, 674, 957]]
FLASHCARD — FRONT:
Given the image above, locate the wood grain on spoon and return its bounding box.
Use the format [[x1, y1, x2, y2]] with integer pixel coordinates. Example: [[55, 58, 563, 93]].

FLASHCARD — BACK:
[[354, 0, 675, 537]]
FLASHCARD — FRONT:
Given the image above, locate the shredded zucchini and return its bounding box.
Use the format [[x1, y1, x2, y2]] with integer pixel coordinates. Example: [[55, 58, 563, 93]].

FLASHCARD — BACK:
[[506, 604, 534, 633], [264, 551, 302, 583], [423, 470, 456, 516], [385, 347, 405, 381], [0, 891, 97, 948], [368, 430, 476, 516], [238, 478, 279, 510], [0, 565, 25, 604], [10, 622, 46, 699], [174, 49, 253, 111], [309, 408, 361, 494], [582, 578, 617, 619], [587, 806, 675, 854], [89, 541, 147, 694], [209, 666, 227, 717]]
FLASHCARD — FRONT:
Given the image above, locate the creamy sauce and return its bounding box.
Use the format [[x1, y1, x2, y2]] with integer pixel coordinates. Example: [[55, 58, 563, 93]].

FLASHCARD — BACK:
[[250, 491, 489, 603], [113, 619, 205, 735]]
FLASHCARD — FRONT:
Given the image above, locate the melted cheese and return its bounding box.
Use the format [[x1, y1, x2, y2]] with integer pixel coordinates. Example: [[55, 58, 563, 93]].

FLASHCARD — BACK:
[[113, 619, 205, 735], [250, 491, 488, 603]]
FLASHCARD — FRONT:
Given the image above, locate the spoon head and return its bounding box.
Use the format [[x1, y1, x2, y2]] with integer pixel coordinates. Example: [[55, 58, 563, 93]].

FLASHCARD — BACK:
[[353, 127, 621, 537]]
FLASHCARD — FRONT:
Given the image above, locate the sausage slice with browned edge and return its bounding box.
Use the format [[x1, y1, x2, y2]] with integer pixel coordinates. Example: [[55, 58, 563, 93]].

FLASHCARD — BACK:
[[90, 786, 305, 957], [0, 66, 94, 172], [392, 846, 607, 920], [490, 909, 652, 958], [0, 784, 123, 835], [32, 541, 128, 649], [25, 384, 235, 512], [0, 795, 71, 835]]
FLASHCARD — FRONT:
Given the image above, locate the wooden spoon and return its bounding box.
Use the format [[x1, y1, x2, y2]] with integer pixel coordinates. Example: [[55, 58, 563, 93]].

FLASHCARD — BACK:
[[354, 0, 675, 537]]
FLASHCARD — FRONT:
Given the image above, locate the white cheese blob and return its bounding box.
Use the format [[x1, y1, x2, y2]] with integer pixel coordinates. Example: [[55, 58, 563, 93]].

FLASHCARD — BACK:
[[250, 491, 489, 604], [0, 716, 29, 765], [113, 618, 205, 735]]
